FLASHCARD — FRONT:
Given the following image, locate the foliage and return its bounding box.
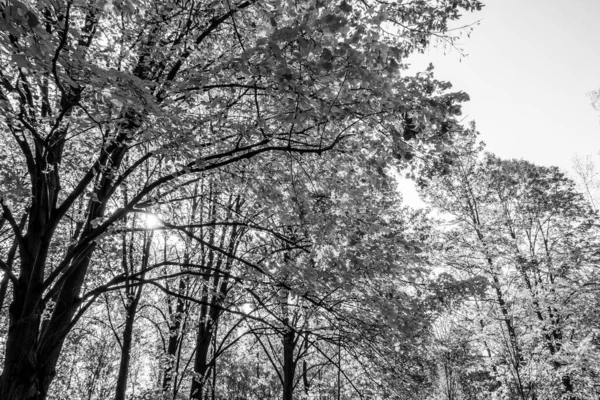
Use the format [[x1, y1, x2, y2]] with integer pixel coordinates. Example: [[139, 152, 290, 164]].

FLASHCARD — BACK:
[[0, 0, 484, 399], [420, 132, 600, 400]]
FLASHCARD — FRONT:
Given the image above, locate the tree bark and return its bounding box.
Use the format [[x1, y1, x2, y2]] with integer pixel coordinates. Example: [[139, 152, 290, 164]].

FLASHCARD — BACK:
[[189, 319, 214, 400], [189, 199, 240, 400], [282, 327, 296, 400], [0, 214, 26, 314], [0, 222, 60, 399], [114, 230, 150, 400], [162, 277, 187, 397], [114, 300, 138, 400]]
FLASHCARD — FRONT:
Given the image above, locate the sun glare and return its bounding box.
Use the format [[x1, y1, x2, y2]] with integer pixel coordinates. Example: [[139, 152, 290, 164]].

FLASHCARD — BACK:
[[142, 213, 162, 229]]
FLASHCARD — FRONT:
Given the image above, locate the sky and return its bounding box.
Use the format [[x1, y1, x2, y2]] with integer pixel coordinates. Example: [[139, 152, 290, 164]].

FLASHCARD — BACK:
[[400, 0, 600, 207]]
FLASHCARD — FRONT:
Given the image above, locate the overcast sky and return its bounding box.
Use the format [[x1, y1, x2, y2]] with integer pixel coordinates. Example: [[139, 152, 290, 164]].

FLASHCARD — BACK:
[[400, 0, 600, 207]]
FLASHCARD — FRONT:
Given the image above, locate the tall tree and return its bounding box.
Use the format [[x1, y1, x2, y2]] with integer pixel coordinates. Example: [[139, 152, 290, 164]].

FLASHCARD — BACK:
[[421, 134, 600, 399], [0, 0, 482, 398]]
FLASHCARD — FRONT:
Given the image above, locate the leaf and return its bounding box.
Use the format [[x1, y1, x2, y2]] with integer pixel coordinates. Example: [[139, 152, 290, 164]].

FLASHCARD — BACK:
[[11, 54, 28, 68], [25, 11, 39, 28], [321, 48, 333, 61], [274, 26, 297, 41], [269, 41, 282, 59], [339, 1, 353, 13], [318, 60, 333, 73]]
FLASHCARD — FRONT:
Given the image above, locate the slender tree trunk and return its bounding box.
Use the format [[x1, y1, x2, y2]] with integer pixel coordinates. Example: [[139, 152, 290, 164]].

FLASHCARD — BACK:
[[189, 199, 240, 400], [302, 359, 309, 396], [211, 319, 218, 400], [113, 297, 142, 400], [0, 274, 10, 315], [114, 229, 150, 400], [190, 193, 218, 400], [337, 335, 342, 400], [301, 327, 310, 396], [279, 284, 297, 400], [0, 215, 25, 313], [162, 277, 187, 397]]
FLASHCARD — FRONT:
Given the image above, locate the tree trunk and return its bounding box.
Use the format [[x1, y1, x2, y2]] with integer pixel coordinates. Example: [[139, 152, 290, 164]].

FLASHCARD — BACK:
[[211, 319, 218, 400], [302, 359, 309, 396], [189, 320, 214, 400], [561, 375, 574, 395], [114, 296, 142, 400], [0, 138, 128, 400], [302, 327, 310, 396], [189, 202, 239, 400], [114, 231, 150, 400], [282, 327, 296, 400], [0, 231, 57, 400], [0, 215, 25, 313], [162, 277, 187, 397]]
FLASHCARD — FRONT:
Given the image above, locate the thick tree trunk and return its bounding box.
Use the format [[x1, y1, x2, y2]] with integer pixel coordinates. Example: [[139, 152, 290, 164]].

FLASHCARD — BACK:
[[282, 327, 296, 400], [0, 146, 127, 400], [0, 228, 56, 400], [0, 304, 44, 399], [189, 321, 214, 400], [0, 7, 158, 398]]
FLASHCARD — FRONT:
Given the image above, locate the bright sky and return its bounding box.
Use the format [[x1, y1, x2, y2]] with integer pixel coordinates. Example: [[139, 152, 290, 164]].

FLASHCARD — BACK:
[[400, 0, 600, 207]]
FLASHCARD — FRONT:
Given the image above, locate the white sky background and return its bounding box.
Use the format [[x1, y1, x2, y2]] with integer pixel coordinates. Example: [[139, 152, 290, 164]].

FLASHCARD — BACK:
[[400, 0, 600, 207]]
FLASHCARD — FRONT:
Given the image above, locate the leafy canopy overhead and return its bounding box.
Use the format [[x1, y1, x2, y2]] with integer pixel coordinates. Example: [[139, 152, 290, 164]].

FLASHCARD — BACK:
[[0, 0, 484, 399]]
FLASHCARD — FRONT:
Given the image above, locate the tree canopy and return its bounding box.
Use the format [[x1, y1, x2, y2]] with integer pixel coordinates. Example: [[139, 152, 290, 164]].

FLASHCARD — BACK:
[[4, 1, 600, 400]]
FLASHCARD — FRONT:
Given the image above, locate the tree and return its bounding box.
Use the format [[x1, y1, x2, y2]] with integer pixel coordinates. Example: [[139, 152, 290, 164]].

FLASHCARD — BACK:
[[572, 153, 600, 211], [0, 0, 484, 398], [421, 133, 600, 399], [589, 88, 600, 113]]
